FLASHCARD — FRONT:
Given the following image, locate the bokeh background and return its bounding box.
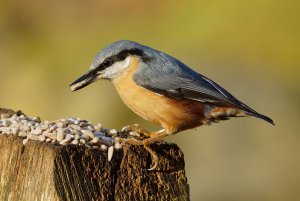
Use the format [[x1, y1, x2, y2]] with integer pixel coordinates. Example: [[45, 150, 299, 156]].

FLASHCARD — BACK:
[[0, 0, 299, 200]]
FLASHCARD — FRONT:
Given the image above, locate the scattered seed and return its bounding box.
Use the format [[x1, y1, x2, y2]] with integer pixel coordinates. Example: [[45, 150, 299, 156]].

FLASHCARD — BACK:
[[19, 115, 25, 119], [11, 127, 20, 135], [121, 126, 128, 132], [43, 131, 57, 140], [61, 119, 68, 125], [109, 129, 117, 134], [23, 138, 28, 145], [39, 124, 48, 130], [1, 113, 11, 119], [49, 125, 57, 132], [94, 123, 102, 131], [28, 134, 39, 141], [99, 136, 113, 146], [56, 122, 64, 128], [94, 131, 105, 137], [70, 124, 81, 130], [108, 146, 114, 161], [22, 125, 31, 132], [129, 131, 140, 137], [65, 134, 74, 140], [79, 139, 86, 144], [60, 138, 71, 145], [3, 119, 11, 127], [18, 131, 28, 138], [91, 137, 99, 144], [32, 117, 41, 123], [79, 122, 86, 127], [100, 144, 108, 151], [31, 127, 42, 135], [114, 141, 123, 150], [56, 129, 64, 142], [0, 112, 126, 163], [81, 130, 94, 139], [74, 134, 80, 140], [0, 127, 10, 133], [27, 121, 35, 127], [38, 135, 46, 142]]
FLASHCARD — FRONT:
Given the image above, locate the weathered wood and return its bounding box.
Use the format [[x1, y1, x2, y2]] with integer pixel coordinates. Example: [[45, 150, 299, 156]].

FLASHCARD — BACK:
[[0, 134, 189, 201], [116, 143, 189, 201]]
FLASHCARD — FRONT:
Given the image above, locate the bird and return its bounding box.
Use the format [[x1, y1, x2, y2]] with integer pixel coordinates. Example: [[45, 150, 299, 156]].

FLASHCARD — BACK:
[[70, 40, 273, 170]]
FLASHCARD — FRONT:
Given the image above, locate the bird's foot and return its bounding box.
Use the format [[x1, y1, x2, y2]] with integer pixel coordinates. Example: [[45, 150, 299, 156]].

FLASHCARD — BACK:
[[121, 124, 152, 138], [118, 138, 159, 170], [118, 137, 143, 145], [118, 129, 168, 170]]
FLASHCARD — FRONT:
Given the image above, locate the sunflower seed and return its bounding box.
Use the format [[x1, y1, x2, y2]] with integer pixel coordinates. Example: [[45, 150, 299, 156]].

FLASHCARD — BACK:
[[2, 119, 11, 127], [114, 141, 123, 150], [71, 139, 79, 145], [56, 129, 64, 142], [28, 134, 39, 141], [108, 146, 114, 161], [91, 137, 99, 144], [23, 138, 28, 145], [38, 135, 46, 142], [100, 144, 107, 151], [81, 130, 94, 139]]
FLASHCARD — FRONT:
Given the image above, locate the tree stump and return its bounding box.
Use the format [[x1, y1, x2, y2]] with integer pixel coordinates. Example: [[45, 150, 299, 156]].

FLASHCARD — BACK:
[[0, 109, 190, 201]]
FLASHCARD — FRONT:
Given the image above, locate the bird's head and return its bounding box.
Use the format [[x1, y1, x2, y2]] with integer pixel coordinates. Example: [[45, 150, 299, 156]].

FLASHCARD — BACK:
[[70, 40, 150, 92]]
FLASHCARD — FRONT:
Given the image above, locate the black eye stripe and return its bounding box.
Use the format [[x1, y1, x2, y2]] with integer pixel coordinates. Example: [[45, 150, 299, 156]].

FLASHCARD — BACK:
[[102, 58, 112, 68], [96, 48, 149, 71]]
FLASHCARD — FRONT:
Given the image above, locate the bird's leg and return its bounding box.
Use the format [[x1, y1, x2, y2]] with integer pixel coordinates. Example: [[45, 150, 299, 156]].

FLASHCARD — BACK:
[[143, 129, 167, 141], [119, 129, 171, 170]]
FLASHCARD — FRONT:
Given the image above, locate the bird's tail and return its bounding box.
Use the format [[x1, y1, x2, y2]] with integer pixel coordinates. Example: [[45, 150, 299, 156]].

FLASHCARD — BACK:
[[228, 98, 275, 125], [245, 111, 274, 125], [205, 105, 274, 125]]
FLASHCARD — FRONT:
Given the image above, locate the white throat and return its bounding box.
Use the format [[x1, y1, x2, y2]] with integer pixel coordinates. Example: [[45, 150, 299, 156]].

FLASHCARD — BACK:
[[102, 56, 131, 79]]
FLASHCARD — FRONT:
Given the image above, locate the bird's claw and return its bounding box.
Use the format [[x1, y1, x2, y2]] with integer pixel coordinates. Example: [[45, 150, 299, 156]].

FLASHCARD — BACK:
[[147, 152, 159, 171], [117, 137, 142, 146], [121, 124, 151, 137], [144, 144, 159, 171]]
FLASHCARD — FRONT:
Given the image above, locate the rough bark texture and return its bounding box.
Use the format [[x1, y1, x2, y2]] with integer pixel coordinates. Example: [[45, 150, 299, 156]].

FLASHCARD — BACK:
[[0, 109, 190, 201]]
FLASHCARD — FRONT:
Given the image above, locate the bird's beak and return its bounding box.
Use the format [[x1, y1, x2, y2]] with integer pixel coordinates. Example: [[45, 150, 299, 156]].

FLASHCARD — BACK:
[[70, 69, 102, 92]]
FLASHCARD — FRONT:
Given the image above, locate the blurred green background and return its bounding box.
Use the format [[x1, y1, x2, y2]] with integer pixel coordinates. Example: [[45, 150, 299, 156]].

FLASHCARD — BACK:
[[0, 0, 299, 200]]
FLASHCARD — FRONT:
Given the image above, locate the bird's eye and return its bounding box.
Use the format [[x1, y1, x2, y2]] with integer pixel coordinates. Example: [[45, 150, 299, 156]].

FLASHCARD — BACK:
[[102, 59, 111, 68]]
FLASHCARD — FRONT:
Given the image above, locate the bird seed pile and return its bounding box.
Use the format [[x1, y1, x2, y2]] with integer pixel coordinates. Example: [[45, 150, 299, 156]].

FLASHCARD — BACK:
[[0, 111, 136, 161]]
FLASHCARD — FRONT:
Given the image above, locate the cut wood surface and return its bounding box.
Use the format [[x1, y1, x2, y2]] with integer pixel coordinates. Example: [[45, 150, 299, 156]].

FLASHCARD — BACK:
[[0, 108, 190, 201]]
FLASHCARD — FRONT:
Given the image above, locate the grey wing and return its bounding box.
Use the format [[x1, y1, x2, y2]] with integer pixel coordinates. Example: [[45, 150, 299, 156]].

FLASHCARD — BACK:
[[134, 52, 242, 107], [133, 52, 274, 124]]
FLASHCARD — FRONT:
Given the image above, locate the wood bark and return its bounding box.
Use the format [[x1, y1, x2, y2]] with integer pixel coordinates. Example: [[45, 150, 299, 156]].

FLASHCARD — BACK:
[[0, 108, 190, 201]]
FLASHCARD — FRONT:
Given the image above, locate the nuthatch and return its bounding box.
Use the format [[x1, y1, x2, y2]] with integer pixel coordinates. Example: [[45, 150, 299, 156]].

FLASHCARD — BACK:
[[70, 40, 273, 170]]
